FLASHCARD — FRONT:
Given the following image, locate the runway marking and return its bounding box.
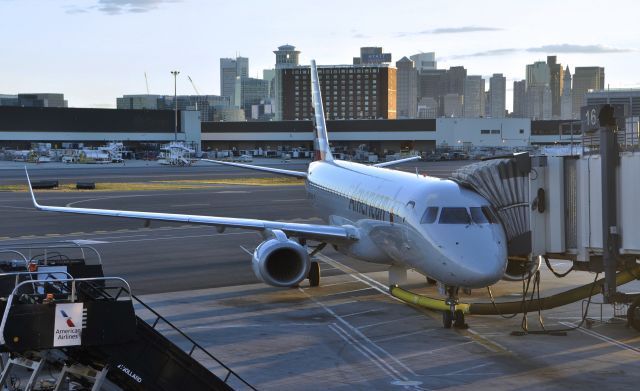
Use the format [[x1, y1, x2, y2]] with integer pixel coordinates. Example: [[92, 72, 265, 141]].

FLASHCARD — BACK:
[[372, 329, 436, 343], [315, 253, 397, 298], [341, 309, 378, 318], [299, 286, 419, 379], [171, 203, 210, 207], [445, 362, 492, 376], [358, 315, 424, 330], [318, 281, 358, 288], [328, 323, 418, 387], [239, 245, 253, 255], [560, 321, 640, 354], [399, 341, 474, 360], [322, 287, 375, 297], [73, 239, 109, 245], [65, 193, 169, 207], [0, 205, 33, 210], [214, 191, 249, 194]]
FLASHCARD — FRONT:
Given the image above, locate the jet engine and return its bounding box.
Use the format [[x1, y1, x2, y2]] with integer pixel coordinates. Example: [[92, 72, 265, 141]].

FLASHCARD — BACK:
[[252, 230, 310, 287], [502, 256, 542, 281]]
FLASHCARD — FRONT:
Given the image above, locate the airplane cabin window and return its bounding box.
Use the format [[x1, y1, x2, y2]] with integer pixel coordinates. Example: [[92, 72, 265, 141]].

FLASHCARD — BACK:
[[481, 206, 500, 224], [439, 207, 471, 224], [420, 207, 439, 224], [470, 207, 489, 224]]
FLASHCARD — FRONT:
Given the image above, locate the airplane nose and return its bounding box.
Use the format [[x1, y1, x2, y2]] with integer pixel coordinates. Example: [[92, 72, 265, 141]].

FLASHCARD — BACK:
[[444, 241, 507, 288]]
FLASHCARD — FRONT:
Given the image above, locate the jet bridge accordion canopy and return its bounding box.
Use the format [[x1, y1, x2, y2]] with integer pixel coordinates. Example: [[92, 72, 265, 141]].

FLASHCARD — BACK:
[[450, 154, 532, 256]]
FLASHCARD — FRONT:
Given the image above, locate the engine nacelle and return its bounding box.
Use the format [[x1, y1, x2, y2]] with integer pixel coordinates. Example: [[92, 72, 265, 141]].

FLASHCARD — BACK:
[[502, 256, 542, 281], [252, 232, 310, 287]]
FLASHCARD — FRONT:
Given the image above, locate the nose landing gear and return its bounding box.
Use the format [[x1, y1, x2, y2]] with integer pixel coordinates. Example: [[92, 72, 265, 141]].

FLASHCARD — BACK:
[[442, 286, 468, 329]]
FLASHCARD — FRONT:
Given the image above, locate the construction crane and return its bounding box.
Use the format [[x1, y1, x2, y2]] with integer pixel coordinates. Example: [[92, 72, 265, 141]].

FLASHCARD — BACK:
[[187, 76, 200, 95], [187, 75, 201, 112], [144, 72, 150, 94]]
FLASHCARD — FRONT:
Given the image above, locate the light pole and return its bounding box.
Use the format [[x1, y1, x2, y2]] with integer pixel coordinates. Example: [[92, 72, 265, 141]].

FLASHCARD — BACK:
[[171, 70, 180, 141]]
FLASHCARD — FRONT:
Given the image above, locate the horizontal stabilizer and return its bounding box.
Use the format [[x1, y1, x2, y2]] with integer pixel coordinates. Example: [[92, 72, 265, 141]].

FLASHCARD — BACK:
[[373, 155, 421, 168], [199, 159, 307, 178]]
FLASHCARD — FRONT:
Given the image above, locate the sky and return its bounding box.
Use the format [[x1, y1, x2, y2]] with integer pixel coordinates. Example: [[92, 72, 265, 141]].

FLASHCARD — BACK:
[[1, 0, 639, 111]]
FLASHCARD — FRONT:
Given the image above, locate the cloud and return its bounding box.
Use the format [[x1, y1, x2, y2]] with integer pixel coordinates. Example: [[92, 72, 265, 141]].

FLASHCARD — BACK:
[[527, 44, 631, 54], [448, 48, 519, 60], [397, 26, 502, 37], [448, 44, 633, 59], [66, 0, 178, 15]]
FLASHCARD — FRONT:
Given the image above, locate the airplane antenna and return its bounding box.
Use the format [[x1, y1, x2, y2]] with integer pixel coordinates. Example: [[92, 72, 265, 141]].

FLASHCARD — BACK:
[[144, 72, 150, 94]]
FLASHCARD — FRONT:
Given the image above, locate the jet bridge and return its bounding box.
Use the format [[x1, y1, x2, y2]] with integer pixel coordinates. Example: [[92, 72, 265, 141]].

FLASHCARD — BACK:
[[449, 105, 640, 309], [0, 243, 255, 390]]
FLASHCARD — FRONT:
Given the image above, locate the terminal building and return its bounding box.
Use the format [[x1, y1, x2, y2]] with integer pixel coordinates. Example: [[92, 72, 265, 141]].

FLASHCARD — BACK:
[[0, 105, 587, 155]]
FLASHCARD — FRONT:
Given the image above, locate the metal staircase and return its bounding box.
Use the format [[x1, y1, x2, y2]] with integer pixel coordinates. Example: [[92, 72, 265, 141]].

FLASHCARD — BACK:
[[0, 244, 255, 391]]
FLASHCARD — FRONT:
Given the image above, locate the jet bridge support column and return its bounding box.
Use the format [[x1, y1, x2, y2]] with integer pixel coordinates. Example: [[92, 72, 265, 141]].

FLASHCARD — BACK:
[[600, 104, 620, 303]]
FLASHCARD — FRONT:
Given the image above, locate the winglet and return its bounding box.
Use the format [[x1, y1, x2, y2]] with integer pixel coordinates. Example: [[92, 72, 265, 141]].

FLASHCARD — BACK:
[[24, 167, 42, 209]]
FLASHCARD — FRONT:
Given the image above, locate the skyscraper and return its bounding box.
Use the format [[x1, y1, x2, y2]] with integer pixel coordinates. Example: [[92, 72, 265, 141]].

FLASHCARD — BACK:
[[280, 65, 396, 120], [463, 76, 485, 118], [220, 56, 249, 103], [273, 44, 301, 120], [396, 57, 417, 118], [443, 93, 463, 117], [446, 66, 467, 96], [561, 66, 573, 119], [572, 67, 605, 117], [489, 73, 506, 118], [274, 44, 300, 67], [234, 77, 270, 119], [547, 56, 564, 118], [513, 80, 527, 118], [410, 52, 437, 72], [526, 61, 552, 119]]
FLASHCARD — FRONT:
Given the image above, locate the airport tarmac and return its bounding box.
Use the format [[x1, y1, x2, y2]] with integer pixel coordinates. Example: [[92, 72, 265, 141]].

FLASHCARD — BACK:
[[1, 161, 640, 390]]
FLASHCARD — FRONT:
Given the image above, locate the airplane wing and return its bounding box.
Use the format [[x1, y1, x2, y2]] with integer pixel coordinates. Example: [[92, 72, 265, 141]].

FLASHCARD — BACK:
[[199, 159, 307, 178], [25, 169, 355, 243], [373, 155, 421, 168]]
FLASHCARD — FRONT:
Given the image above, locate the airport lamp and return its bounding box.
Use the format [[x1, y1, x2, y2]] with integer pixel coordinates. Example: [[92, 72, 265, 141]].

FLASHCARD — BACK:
[[171, 70, 180, 141]]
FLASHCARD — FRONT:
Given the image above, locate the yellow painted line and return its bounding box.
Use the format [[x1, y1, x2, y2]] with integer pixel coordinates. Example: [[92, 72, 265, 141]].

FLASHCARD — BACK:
[[0, 183, 225, 192], [0, 237, 11, 240], [153, 177, 304, 187], [18, 235, 36, 239], [45, 233, 61, 237], [93, 231, 108, 234], [69, 232, 85, 235]]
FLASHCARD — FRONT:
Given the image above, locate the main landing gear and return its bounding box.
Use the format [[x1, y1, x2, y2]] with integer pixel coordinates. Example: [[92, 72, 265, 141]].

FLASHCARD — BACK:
[[308, 261, 320, 287], [305, 241, 326, 288], [442, 286, 467, 329]]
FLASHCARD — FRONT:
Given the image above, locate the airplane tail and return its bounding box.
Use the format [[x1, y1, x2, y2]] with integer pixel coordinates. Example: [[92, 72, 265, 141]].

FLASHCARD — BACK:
[[310, 60, 333, 161]]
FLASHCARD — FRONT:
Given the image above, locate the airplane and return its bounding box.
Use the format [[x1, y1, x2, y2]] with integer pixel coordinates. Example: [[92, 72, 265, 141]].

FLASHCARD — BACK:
[[25, 60, 508, 329]]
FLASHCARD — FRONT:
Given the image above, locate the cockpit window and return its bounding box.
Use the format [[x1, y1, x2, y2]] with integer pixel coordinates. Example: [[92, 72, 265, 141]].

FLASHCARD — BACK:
[[439, 207, 471, 224], [470, 207, 489, 224], [420, 207, 439, 224]]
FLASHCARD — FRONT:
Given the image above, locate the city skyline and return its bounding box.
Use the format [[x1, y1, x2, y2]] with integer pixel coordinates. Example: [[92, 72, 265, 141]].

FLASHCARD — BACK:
[[2, 0, 638, 110]]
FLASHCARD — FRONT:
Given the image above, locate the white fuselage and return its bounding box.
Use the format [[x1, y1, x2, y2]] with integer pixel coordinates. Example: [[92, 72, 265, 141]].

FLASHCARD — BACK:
[[306, 160, 508, 288]]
